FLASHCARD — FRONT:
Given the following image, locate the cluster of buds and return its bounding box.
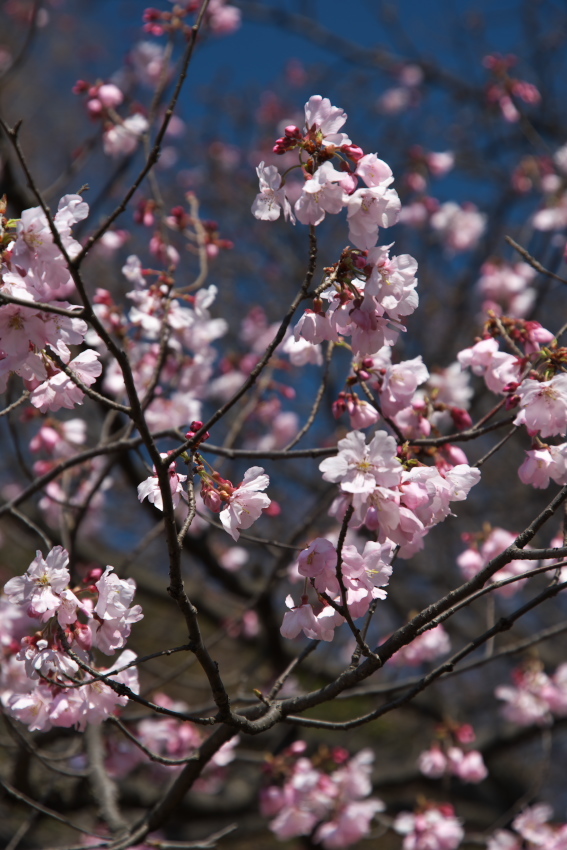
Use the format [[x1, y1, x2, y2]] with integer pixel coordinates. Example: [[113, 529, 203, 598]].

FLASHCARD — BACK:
[[483, 53, 541, 123], [73, 78, 148, 158], [143, 5, 195, 37], [272, 122, 364, 163], [135, 198, 158, 228], [72, 79, 124, 117], [199, 469, 235, 513], [143, 2, 240, 38], [272, 124, 303, 155], [166, 205, 234, 259], [185, 420, 210, 448]]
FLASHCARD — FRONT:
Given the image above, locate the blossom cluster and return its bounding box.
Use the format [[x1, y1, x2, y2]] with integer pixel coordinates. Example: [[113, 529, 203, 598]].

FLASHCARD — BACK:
[[394, 803, 464, 850], [259, 741, 384, 848], [104, 693, 238, 792], [495, 661, 567, 727], [1, 547, 142, 732], [97, 256, 229, 432], [418, 723, 488, 784], [488, 804, 567, 850], [0, 194, 103, 409]]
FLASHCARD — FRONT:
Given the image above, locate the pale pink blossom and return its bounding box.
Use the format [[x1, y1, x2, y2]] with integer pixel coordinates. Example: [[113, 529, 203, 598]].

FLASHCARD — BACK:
[[418, 745, 448, 778], [294, 162, 346, 226], [315, 799, 384, 848], [319, 429, 402, 494], [457, 338, 521, 395], [518, 448, 554, 488], [303, 95, 351, 147], [476, 261, 536, 318], [345, 394, 381, 429], [281, 595, 325, 640], [514, 375, 567, 438], [427, 151, 455, 176], [4, 546, 70, 622], [381, 356, 429, 417], [346, 185, 401, 250], [103, 114, 149, 157], [294, 309, 338, 345], [495, 662, 567, 726], [283, 334, 324, 366], [356, 153, 394, 188], [457, 527, 531, 594], [297, 538, 337, 578], [252, 162, 295, 222], [219, 466, 270, 541], [30, 350, 102, 413], [394, 806, 464, 850], [453, 749, 488, 783], [137, 454, 188, 511], [390, 624, 451, 666], [430, 201, 486, 252], [487, 830, 521, 850]]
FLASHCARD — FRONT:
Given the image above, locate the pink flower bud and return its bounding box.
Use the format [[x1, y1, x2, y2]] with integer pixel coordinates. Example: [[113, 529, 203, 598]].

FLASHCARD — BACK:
[[264, 500, 281, 516], [202, 488, 222, 513], [449, 407, 473, 430], [342, 144, 364, 161], [97, 83, 124, 108], [333, 393, 348, 419], [284, 125, 302, 138], [456, 723, 476, 743], [72, 79, 90, 95], [86, 98, 103, 115]]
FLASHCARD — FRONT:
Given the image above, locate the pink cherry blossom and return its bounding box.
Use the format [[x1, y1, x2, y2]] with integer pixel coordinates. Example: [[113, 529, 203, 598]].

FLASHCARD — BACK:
[[294, 162, 346, 226], [30, 349, 102, 412], [137, 454, 188, 511], [103, 114, 149, 157], [280, 595, 325, 640], [430, 201, 486, 252], [219, 466, 270, 541], [346, 185, 401, 250], [303, 95, 352, 147], [419, 745, 448, 778], [4, 546, 70, 622], [297, 538, 337, 578], [320, 429, 402, 494], [390, 624, 451, 666], [355, 153, 394, 188], [252, 162, 295, 222], [380, 356, 429, 417], [394, 805, 464, 850], [457, 527, 532, 594], [514, 375, 567, 438]]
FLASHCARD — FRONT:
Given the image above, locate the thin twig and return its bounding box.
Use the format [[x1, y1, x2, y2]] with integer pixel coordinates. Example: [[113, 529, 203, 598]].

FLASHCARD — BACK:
[[506, 235, 567, 286]]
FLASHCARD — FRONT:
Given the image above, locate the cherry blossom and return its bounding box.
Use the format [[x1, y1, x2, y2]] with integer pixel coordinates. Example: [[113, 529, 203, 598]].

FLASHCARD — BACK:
[[4, 546, 71, 622], [390, 624, 451, 666], [303, 95, 352, 147], [514, 375, 567, 438], [252, 162, 295, 222], [346, 185, 401, 250], [319, 429, 402, 494], [430, 201, 486, 252], [219, 466, 271, 541], [103, 114, 149, 157], [30, 349, 102, 412], [394, 805, 464, 850], [137, 454, 188, 511], [294, 161, 346, 226]]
